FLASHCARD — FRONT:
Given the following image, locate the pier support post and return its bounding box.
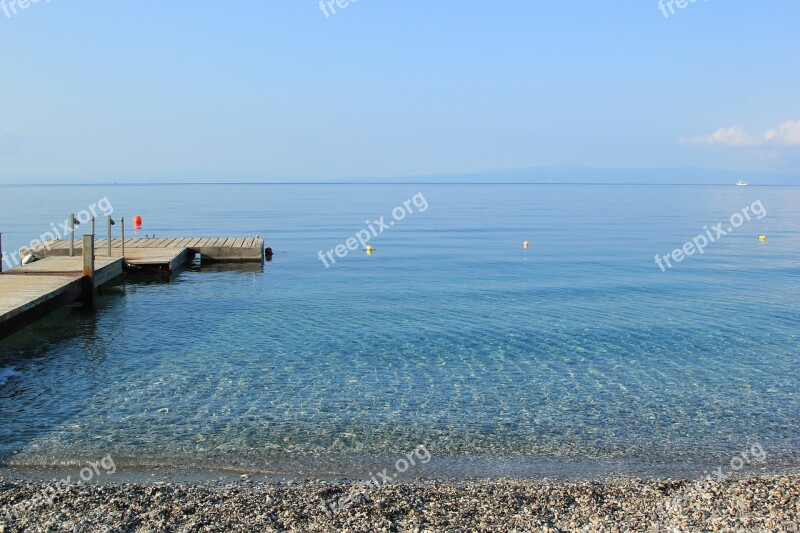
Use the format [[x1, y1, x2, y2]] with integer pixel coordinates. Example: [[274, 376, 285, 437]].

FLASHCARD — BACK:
[[70, 213, 76, 257], [82, 234, 95, 310], [0, 232, 3, 274], [107, 216, 115, 256], [121, 217, 125, 259]]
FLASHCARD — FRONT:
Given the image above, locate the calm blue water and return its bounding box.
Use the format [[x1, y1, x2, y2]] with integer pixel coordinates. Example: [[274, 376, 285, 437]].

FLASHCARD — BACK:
[[0, 184, 798, 478]]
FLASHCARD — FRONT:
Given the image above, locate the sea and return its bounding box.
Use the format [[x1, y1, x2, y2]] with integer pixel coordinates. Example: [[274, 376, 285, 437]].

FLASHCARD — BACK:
[[0, 183, 798, 479]]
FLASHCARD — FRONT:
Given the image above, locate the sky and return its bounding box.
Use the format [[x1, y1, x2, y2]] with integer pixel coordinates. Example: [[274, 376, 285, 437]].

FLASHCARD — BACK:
[[0, 0, 798, 183]]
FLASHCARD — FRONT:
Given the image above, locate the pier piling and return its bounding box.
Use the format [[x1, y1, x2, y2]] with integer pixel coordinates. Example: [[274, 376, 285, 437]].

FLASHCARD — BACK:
[[107, 216, 116, 256], [69, 213, 76, 256], [82, 234, 95, 310]]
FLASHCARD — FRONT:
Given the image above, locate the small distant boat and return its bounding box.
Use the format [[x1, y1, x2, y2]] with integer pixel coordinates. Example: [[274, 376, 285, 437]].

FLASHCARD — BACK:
[[736, 180, 748, 186]]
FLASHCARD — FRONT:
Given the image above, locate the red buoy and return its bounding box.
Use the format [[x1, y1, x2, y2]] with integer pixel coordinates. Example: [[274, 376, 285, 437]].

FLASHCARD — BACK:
[[265, 247, 273, 256], [133, 215, 143, 229]]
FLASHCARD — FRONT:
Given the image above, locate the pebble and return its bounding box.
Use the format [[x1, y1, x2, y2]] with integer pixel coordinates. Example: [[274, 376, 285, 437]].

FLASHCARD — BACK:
[[0, 475, 797, 531]]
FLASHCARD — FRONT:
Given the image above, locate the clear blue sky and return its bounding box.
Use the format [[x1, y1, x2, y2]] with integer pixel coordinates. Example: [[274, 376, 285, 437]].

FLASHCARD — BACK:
[[1, 0, 798, 183]]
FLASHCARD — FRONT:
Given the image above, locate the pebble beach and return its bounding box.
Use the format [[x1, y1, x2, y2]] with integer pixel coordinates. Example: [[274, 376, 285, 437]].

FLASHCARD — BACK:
[[1, 475, 798, 532]]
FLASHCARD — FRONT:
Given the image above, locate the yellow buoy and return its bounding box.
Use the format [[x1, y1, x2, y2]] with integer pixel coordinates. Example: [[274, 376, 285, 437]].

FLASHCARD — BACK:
[[758, 235, 767, 241], [365, 245, 374, 253]]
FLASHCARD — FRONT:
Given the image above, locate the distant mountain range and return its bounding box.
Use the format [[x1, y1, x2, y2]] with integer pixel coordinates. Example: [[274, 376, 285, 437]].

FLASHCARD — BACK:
[[377, 165, 800, 185]]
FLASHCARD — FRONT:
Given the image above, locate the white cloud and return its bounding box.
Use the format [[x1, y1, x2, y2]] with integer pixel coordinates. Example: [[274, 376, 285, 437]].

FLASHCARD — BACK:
[[680, 120, 800, 147], [762, 121, 800, 145]]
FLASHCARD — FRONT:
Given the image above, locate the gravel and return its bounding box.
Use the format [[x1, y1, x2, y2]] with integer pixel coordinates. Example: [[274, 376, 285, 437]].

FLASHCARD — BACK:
[[1, 475, 798, 532]]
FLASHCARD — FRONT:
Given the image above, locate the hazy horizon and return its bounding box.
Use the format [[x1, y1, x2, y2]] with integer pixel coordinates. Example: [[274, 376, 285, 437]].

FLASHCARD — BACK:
[[0, 165, 798, 186]]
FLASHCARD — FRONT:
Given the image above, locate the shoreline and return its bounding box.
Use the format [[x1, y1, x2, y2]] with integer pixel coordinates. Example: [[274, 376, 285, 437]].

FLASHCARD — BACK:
[[1, 475, 798, 531], [3, 452, 798, 484], [2, 463, 800, 486]]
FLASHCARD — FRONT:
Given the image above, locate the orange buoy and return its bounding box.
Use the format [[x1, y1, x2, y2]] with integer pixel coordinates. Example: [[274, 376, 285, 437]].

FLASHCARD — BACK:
[[523, 241, 529, 248], [133, 215, 143, 229]]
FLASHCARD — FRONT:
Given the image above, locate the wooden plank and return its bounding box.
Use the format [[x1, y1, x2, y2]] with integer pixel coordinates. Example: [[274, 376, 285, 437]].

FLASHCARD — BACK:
[[232, 238, 246, 248], [123, 238, 146, 248], [37, 240, 60, 251], [122, 248, 180, 260], [130, 238, 151, 248], [123, 248, 188, 269], [156, 238, 178, 248], [0, 276, 82, 322], [4, 256, 120, 275]]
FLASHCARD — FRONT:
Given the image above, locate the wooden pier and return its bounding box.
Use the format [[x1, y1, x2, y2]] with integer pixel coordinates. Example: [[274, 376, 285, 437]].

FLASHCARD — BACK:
[[37, 236, 265, 268], [0, 236, 264, 341]]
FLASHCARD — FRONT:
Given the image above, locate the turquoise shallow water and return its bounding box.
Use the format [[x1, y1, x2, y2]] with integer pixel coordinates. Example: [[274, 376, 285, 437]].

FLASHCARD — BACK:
[[0, 184, 798, 478]]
